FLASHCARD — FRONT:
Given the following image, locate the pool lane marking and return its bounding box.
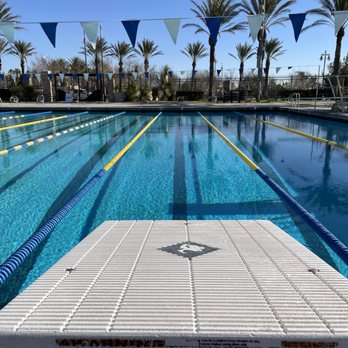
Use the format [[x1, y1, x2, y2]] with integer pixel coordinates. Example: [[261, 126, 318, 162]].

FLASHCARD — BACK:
[[199, 112, 348, 265], [1, 111, 53, 121], [249, 115, 348, 151], [0, 112, 124, 156], [0, 112, 161, 285]]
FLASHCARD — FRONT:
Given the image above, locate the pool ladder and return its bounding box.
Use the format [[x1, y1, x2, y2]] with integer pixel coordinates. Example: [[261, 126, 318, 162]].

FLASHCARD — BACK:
[[287, 93, 300, 109]]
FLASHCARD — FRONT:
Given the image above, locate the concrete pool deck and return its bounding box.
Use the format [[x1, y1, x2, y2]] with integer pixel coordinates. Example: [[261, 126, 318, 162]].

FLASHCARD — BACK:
[[1, 100, 348, 122], [0, 220, 347, 347]]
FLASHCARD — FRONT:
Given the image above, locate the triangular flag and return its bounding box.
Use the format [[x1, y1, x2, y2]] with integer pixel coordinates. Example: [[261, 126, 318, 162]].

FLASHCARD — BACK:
[[263, 68, 267, 74], [120, 72, 126, 79], [0, 22, 14, 43], [168, 71, 173, 78], [11, 73, 16, 81], [334, 11, 348, 35], [217, 69, 222, 76], [205, 17, 222, 44], [289, 13, 307, 42], [71, 73, 77, 81], [107, 72, 113, 80], [40, 22, 58, 47], [163, 19, 181, 44], [83, 73, 89, 81], [276, 67, 281, 74], [22, 74, 29, 80], [144, 71, 149, 78], [96, 72, 101, 79], [251, 68, 256, 74], [35, 73, 41, 82], [48, 73, 54, 80], [132, 72, 138, 79], [59, 73, 65, 81], [122, 20, 140, 48], [193, 70, 197, 76], [80, 21, 99, 46], [247, 15, 265, 42], [288, 66, 293, 70], [0, 74, 4, 80], [180, 71, 186, 75]]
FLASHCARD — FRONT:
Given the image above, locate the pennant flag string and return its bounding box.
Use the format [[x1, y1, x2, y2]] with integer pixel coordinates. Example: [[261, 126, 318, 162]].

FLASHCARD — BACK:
[[40, 22, 58, 47], [289, 13, 307, 42]]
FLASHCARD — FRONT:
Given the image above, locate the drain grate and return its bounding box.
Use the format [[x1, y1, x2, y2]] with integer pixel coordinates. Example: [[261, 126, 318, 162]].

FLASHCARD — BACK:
[[159, 241, 218, 258]]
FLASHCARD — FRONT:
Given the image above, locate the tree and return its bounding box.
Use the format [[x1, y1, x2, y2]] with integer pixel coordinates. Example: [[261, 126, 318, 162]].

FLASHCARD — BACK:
[[135, 39, 163, 74], [68, 56, 85, 73], [181, 41, 208, 91], [229, 42, 255, 95], [304, 0, 348, 76], [82, 37, 109, 74], [240, 0, 296, 101], [46, 58, 68, 72], [184, 0, 245, 99], [264, 38, 285, 97], [0, 0, 20, 22], [10, 40, 36, 74], [108, 41, 135, 91], [0, 38, 10, 71]]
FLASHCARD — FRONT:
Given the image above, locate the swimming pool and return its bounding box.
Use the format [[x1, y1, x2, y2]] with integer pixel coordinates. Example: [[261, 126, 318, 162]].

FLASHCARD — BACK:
[[0, 110, 348, 307]]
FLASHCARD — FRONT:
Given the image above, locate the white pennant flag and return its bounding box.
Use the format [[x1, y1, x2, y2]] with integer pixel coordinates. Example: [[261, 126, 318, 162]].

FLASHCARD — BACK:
[[0, 22, 15, 43], [35, 73, 41, 82], [11, 73, 16, 81], [334, 11, 348, 35], [248, 15, 265, 42], [180, 71, 186, 75], [59, 73, 65, 81], [107, 72, 113, 80], [163, 19, 181, 44], [80, 21, 99, 46], [251, 68, 256, 74], [83, 73, 89, 81], [132, 72, 138, 79], [276, 67, 281, 74]]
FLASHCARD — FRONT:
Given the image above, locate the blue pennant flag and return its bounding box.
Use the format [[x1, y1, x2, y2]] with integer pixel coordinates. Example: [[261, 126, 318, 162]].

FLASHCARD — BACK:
[[217, 69, 222, 76], [289, 13, 307, 42], [0, 74, 4, 80], [71, 73, 77, 81], [193, 70, 197, 76], [22, 74, 29, 80], [168, 71, 173, 78], [288, 66, 293, 70], [144, 71, 149, 78], [263, 68, 267, 74], [48, 73, 54, 80], [205, 17, 222, 45], [96, 72, 101, 79], [122, 20, 140, 48], [40, 22, 58, 48], [120, 72, 126, 79]]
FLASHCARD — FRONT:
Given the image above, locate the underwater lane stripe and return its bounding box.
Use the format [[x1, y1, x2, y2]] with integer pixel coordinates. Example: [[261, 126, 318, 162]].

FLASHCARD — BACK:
[[103, 113, 161, 171], [0, 112, 125, 156], [199, 112, 348, 265], [0, 112, 161, 285], [0, 111, 16, 116], [251, 116, 348, 151]]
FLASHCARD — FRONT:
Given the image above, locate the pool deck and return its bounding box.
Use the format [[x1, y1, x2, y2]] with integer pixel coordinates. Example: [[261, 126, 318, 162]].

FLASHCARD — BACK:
[[1, 100, 348, 122], [0, 220, 348, 347]]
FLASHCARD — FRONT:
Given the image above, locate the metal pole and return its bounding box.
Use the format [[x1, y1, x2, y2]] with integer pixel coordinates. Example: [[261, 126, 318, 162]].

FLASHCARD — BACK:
[[314, 65, 320, 110], [100, 25, 105, 102]]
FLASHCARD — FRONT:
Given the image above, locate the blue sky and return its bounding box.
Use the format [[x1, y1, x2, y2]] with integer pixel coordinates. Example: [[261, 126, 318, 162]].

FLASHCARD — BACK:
[[3, 0, 344, 76]]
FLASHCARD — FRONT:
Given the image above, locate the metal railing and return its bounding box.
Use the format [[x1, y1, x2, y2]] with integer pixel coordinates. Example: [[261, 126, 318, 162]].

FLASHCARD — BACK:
[[287, 92, 300, 109]]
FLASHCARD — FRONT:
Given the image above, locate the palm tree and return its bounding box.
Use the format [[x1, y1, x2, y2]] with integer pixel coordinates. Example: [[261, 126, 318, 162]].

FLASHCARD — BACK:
[[229, 42, 255, 95], [108, 41, 135, 91], [47, 58, 68, 72], [181, 41, 208, 91], [264, 38, 285, 97], [10, 40, 36, 74], [135, 39, 163, 74], [0, 0, 20, 22], [82, 37, 109, 75], [304, 0, 348, 76], [240, 0, 295, 101], [0, 38, 10, 71], [184, 0, 245, 99], [68, 56, 85, 73]]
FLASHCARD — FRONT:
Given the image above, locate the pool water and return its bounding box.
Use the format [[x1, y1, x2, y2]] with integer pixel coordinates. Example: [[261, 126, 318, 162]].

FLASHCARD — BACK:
[[0, 110, 348, 307]]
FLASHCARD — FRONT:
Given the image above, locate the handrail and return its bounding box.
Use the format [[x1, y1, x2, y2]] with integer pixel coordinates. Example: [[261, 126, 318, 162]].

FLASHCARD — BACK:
[[287, 92, 300, 109]]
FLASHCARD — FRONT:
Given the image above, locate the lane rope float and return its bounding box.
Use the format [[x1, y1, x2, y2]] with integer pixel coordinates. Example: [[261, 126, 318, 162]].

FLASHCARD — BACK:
[[0, 112, 161, 285], [0, 112, 124, 157], [1, 111, 52, 121], [199, 112, 348, 265], [0, 111, 89, 132], [248, 114, 348, 151]]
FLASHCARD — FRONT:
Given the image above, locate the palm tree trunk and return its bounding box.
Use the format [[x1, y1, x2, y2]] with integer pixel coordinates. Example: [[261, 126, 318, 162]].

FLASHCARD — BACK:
[[256, 29, 266, 102], [333, 27, 344, 76], [208, 38, 215, 99], [119, 61, 123, 91], [239, 62, 244, 103], [264, 58, 270, 99], [0, 57, 2, 72], [20, 58, 25, 75], [191, 61, 196, 91]]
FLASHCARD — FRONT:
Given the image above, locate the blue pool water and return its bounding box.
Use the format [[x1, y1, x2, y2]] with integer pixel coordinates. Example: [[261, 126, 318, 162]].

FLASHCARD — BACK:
[[0, 110, 348, 307]]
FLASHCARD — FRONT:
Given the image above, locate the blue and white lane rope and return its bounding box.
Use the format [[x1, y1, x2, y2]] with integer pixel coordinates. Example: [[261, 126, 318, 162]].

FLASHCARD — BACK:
[[0, 112, 161, 285], [199, 112, 348, 265]]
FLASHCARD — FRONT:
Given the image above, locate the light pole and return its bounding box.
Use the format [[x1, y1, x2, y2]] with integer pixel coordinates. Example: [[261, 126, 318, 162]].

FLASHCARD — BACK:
[[320, 50, 330, 87]]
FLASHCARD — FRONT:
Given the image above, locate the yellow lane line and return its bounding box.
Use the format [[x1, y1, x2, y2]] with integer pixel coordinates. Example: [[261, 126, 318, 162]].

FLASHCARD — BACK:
[[0, 115, 68, 131]]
